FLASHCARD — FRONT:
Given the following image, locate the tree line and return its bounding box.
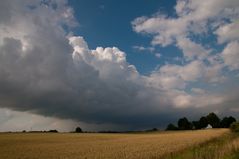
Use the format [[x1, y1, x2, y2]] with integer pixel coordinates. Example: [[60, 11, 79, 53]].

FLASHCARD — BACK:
[[166, 112, 236, 130]]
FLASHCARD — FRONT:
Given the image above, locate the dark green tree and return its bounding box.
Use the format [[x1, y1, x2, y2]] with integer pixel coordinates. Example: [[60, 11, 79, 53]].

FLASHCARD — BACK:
[[192, 121, 200, 130], [206, 112, 220, 128], [166, 123, 178, 130], [75, 127, 83, 133], [228, 116, 237, 125], [230, 122, 239, 132], [178, 117, 192, 130], [48, 129, 58, 133], [220, 116, 236, 128], [199, 116, 208, 129]]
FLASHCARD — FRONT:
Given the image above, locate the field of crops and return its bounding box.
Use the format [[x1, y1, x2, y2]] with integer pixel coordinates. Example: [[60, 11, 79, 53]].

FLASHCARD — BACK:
[[0, 129, 229, 159]]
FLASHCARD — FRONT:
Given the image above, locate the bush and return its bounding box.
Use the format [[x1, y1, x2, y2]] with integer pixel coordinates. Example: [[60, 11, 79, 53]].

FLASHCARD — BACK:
[[75, 127, 83, 133], [220, 116, 236, 128], [48, 129, 58, 133], [166, 123, 178, 130], [178, 117, 192, 130], [206, 112, 220, 128], [230, 122, 239, 132]]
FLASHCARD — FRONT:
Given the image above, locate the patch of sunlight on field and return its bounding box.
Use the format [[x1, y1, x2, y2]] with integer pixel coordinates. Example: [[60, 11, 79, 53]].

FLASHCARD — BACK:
[[0, 129, 229, 159]]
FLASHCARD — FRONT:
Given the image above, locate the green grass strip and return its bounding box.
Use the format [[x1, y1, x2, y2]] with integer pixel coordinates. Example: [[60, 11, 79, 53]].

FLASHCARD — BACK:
[[164, 132, 239, 159]]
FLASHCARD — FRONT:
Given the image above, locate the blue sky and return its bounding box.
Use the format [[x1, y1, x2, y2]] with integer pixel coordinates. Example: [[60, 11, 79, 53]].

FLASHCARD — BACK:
[[0, 0, 239, 131], [69, 0, 179, 74]]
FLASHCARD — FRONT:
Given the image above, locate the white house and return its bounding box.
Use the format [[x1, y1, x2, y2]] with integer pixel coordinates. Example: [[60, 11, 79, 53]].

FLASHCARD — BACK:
[[205, 124, 212, 129]]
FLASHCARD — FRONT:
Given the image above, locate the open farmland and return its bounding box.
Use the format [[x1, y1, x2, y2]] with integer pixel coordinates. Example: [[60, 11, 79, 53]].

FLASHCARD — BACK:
[[0, 129, 229, 159]]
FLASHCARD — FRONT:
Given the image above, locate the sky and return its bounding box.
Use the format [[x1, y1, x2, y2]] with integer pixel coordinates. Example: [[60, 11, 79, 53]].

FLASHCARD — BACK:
[[0, 0, 239, 132]]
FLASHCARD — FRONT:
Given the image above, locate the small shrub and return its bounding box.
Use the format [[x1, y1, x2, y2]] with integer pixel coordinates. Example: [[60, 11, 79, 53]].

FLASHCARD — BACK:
[[166, 123, 178, 130], [75, 127, 83, 133], [230, 122, 239, 132], [48, 129, 58, 133]]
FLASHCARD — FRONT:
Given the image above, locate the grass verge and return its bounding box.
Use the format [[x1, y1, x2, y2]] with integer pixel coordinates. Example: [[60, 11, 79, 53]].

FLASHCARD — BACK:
[[165, 131, 239, 159]]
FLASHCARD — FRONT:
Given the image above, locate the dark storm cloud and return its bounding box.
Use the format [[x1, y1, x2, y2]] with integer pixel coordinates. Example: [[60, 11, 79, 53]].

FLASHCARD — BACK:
[[0, 34, 179, 128]]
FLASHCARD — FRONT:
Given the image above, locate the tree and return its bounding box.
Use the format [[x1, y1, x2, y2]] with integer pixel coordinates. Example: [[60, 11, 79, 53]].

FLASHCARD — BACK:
[[228, 116, 237, 126], [75, 127, 82, 133], [192, 121, 200, 130], [199, 116, 208, 129], [220, 116, 236, 128], [166, 123, 178, 130], [151, 128, 158, 131], [178, 117, 192, 130], [230, 122, 239, 132], [206, 112, 220, 128], [48, 129, 58, 133]]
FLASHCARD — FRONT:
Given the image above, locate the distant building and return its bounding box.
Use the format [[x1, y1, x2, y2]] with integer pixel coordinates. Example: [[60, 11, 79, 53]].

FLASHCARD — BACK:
[[205, 124, 212, 129]]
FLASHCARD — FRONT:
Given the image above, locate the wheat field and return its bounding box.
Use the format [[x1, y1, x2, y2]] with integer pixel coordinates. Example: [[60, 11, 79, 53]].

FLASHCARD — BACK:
[[0, 129, 229, 159]]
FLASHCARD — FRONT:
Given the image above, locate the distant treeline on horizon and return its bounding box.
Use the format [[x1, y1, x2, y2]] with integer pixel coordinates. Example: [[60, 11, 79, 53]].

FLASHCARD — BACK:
[[1, 112, 237, 133], [166, 112, 237, 131]]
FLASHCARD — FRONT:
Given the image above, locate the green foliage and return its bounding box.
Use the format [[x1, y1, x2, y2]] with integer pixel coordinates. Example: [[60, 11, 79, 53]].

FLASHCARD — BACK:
[[166, 123, 178, 130], [165, 112, 237, 131], [151, 128, 158, 131], [165, 112, 237, 130], [48, 129, 58, 133], [227, 151, 239, 159], [75, 127, 83, 133], [230, 122, 239, 133], [199, 116, 208, 129], [206, 112, 221, 128], [192, 121, 200, 130], [178, 117, 192, 130], [166, 132, 238, 159], [221, 116, 236, 128]]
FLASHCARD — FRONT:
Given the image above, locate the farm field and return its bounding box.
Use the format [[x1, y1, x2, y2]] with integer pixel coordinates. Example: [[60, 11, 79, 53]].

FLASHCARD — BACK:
[[0, 129, 232, 159]]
